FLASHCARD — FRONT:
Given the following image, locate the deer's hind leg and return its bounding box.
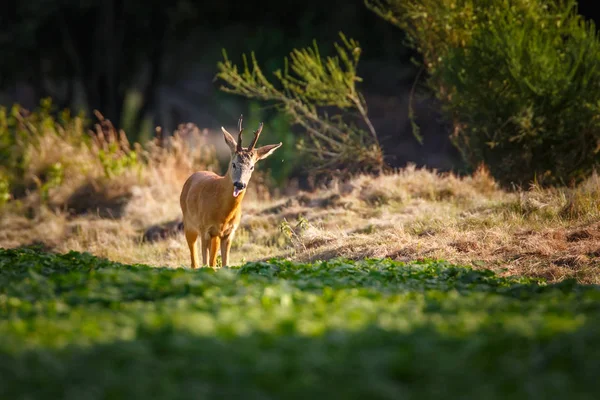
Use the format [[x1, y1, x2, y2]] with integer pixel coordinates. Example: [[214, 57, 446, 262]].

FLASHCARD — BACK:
[[200, 234, 209, 266], [185, 229, 199, 269], [220, 232, 234, 267]]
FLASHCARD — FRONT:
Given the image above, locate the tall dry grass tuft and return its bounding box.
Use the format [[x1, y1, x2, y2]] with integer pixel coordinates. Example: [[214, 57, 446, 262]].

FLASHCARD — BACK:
[[351, 163, 501, 206], [560, 172, 600, 221], [494, 171, 600, 225]]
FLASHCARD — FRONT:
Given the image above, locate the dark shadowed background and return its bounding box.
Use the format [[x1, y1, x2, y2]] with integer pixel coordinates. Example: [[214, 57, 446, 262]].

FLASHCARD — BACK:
[[1, 0, 598, 177]]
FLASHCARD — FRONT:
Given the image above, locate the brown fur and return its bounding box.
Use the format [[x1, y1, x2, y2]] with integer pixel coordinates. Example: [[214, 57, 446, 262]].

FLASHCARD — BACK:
[[180, 169, 245, 267], [179, 116, 281, 268]]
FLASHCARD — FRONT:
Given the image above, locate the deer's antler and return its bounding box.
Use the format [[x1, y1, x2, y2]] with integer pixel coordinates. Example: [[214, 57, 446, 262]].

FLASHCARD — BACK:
[[248, 122, 264, 151], [236, 114, 244, 152]]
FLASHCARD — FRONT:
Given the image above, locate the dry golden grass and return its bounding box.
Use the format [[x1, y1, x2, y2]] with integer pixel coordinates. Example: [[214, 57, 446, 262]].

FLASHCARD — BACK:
[[2, 145, 600, 284]]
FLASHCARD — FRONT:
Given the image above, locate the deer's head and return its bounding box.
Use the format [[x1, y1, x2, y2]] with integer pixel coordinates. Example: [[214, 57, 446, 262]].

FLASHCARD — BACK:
[[221, 115, 282, 197]]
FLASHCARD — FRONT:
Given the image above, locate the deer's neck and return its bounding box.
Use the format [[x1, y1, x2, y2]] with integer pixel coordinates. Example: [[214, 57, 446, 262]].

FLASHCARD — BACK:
[[218, 166, 246, 215]]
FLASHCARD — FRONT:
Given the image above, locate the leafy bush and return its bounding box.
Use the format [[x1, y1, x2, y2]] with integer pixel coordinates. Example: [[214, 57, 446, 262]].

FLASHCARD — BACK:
[[0, 100, 140, 198], [0, 99, 84, 196], [367, 0, 600, 186], [1, 248, 600, 399], [0, 174, 10, 207], [216, 33, 384, 181], [91, 117, 141, 179]]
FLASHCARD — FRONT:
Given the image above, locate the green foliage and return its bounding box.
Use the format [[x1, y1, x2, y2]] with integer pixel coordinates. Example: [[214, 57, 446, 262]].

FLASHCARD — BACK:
[[216, 33, 384, 180], [89, 113, 143, 180], [96, 141, 140, 179], [0, 174, 10, 207], [1, 247, 600, 398], [365, 0, 478, 72], [0, 99, 87, 196], [367, 0, 600, 186], [35, 162, 64, 203], [279, 215, 309, 250]]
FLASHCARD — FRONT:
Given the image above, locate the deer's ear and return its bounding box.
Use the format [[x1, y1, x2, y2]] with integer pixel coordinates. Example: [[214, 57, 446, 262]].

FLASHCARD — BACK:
[[255, 142, 282, 161], [221, 127, 237, 153]]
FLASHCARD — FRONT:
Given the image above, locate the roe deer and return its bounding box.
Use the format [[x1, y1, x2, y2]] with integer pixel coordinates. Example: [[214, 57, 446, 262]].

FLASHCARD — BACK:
[[179, 115, 282, 268]]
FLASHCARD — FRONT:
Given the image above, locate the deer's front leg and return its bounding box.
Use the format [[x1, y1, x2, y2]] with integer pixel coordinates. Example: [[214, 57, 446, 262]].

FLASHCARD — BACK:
[[208, 236, 220, 267], [220, 232, 234, 267]]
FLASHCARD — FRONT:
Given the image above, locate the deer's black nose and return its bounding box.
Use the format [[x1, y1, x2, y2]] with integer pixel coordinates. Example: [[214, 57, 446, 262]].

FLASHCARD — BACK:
[[233, 182, 246, 190]]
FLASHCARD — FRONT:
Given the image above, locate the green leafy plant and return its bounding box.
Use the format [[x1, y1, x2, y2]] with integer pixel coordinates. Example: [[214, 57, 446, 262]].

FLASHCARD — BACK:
[[279, 215, 309, 250], [33, 162, 65, 203], [216, 33, 384, 180], [0, 174, 10, 207], [367, 0, 600, 186], [1, 247, 600, 398], [0, 99, 88, 196]]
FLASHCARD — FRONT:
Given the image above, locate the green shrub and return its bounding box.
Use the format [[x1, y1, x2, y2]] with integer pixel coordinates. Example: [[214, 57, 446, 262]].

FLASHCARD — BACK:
[[367, 0, 600, 186], [0, 174, 10, 207], [0, 99, 88, 196], [216, 33, 384, 181], [35, 162, 64, 203], [90, 114, 142, 179]]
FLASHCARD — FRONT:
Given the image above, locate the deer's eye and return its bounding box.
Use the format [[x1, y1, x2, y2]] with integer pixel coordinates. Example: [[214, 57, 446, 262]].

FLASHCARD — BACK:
[[232, 164, 237, 169], [251, 166, 254, 170]]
